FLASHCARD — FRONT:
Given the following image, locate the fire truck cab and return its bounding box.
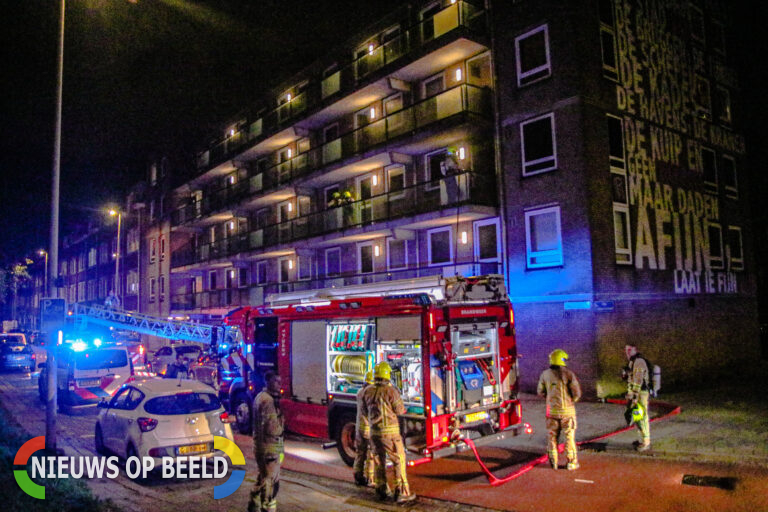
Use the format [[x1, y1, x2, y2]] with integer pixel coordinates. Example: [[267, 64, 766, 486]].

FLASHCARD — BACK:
[[225, 274, 522, 465]]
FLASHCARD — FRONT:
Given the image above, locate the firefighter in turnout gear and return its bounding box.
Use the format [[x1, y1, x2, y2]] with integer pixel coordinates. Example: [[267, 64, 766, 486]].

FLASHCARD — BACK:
[[353, 370, 376, 487], [537, 349, 582, 470], [623, 344, 651, 451], [249, 371, 284, 512], [360, 362, 416, 504]]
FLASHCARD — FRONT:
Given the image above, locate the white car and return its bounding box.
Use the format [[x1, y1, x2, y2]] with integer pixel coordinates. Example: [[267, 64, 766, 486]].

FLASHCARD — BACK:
[[95, 378, 234, 463], [150, 344, 203, 375]]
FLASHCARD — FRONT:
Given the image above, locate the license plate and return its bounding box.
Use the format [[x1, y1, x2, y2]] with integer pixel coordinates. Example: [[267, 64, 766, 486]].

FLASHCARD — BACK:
[[464, 411, 489, 423], [178, 443, 208, 455], [14, 356, 26, 361], [78, 379, 100, 387]]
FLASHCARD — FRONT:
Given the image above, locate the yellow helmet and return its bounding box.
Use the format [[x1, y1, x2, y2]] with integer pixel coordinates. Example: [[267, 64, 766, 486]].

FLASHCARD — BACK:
[[364, 370, 374, 384], [549, 349, 569, 366], [374, 361, 391, 380]]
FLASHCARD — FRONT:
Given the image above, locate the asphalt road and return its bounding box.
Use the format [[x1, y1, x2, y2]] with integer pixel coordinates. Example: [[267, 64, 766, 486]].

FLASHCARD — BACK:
[[1, 370, 766, 512]]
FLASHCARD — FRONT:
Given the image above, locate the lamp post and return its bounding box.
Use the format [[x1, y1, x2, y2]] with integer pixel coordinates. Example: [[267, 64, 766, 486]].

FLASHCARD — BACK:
[[38, 250, 49, 325], [108, 209, 122, 306]]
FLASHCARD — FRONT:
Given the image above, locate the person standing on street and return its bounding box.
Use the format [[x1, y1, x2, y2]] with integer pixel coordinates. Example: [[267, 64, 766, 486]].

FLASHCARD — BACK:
[[360, 362, 416, 504], [537, 349, 582, 470], [623, 344, 651, 451], [249, 371, 284, 512], [353, 370, 376, 487]]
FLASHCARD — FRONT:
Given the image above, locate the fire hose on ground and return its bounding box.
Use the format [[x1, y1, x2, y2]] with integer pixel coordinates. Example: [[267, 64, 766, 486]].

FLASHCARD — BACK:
[[461, 399, 682, 486]]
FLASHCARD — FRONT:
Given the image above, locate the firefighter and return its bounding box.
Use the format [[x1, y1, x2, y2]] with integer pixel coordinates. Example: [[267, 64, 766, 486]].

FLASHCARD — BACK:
[[623, 344, 651, 451], [537, 349, 582, 470], [249, 371, 284, 512], [353, 370, 376, 487], [361, 361, 416, 504]]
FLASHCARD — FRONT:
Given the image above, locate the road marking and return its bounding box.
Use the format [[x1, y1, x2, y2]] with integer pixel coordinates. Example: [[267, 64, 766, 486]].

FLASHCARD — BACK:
[[574, 479, 594, 484]]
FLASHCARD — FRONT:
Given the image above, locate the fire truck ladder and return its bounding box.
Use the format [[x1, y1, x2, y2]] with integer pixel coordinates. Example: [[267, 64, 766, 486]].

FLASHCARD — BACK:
[[72, 303, 219, 344]]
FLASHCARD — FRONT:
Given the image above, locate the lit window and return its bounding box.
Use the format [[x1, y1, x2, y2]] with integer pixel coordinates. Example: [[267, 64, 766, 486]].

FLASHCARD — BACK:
[[525, 206, 563, 268], [515, 25, 551, 87], [521, 113, 557, 176]]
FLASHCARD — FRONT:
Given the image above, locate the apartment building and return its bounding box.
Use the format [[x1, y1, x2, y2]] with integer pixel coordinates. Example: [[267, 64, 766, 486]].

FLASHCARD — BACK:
[[166, 0, 759, 392]]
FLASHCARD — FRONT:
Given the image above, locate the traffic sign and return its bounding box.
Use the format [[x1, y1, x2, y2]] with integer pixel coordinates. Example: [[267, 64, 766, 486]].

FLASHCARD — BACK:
[[40, 298, 67, 333]]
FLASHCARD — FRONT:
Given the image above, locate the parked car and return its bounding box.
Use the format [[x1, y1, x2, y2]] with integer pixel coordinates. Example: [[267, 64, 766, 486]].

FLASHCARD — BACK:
[[39, 342, 133, 412], [150, 344, 203, 375], [94, 378, 235, 464], [0, 333, 35, 372]]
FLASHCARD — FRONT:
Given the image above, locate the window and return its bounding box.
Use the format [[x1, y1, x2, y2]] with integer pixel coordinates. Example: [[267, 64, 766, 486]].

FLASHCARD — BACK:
[[387, 165, 405, 198], [521, 113, 557, 176], [714, 86, 732, 124], [721, 155, 737, 198], [127, 228, 139, 253], [238, 268, 248, 287], [425, 149, 449, 188], [694, 76, 711, 118], [209, 270, 217, 290], [150, 238, 157, 263], [427, 227, 453, 266], [158, 276, 165, 301], [324, 185, 340, 208], [149, 278, 156, 302], [387, 239, 408, 270], [422, 73, 445, 99], [467, 52, 492, 88], [326, 248, 341, 277], [128, 270, 138, 294], [599, 0, 618, 81], [160, 236, 166, 261], [727, 226, 744, 271], [607, 115, 625, 172], [690, 4, 705, 43], [298, 256, 312, 281], [253, 261, 266, 285], [474, 218, 500, 262], [708, 223, 724, 269], [515, 25, 551, 87], [88, 247, 97, 267], [278, 258, 292, 283], [525, 206, 563, 268], [701, 147, 717, 189], [613, 205, 632, 264], [358, 242, 374, 274], [60, 260, 67, 276]]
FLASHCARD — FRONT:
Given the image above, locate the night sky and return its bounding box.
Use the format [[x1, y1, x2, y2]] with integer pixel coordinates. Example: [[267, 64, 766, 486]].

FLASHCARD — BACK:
[[0, 0, 765, 267]]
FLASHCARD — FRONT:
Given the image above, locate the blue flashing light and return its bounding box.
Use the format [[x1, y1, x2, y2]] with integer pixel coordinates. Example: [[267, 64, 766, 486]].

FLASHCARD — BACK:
[[246, 344, 252, 354], [71, 341, 87, 352], [93, 338, 103, 347]]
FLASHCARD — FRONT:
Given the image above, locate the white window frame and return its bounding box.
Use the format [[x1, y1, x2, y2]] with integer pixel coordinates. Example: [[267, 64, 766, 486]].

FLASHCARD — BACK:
[[613, 204, 633, 265], [149, 277, 156, 303], [715, 85, 732, 124], [357, 241, 375, 274], [324, 184, 340, 208], [599, 1, 618, 81], [708, 222, 724, 270], [427, 226, 453, 266], [238, 268, 248, 288], [325, 247, 342, 277], [695, 75, 711, 117], [386, 164, 406, 200], [386, 238, 409, 271], [278, 257, 293, 283], [425, 148, 449, 190], [297, 255, 312, 281], [421, 72, 445, 99], [256, 261, 268, 285], [525, 205, 564, 269], [701, 146, 718, 189], [521, 112, 557, 176], [473, 218, 501, 263], [515, 24, 551, 87], [323, 123, 339, 143], [722, 155, 738, 199], [727, 225, 744, 271], [150, 238, 157, 263]]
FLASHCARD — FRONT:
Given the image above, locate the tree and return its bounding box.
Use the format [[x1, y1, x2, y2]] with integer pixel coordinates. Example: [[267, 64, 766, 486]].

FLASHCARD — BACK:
[[6, 260, 32, 321]]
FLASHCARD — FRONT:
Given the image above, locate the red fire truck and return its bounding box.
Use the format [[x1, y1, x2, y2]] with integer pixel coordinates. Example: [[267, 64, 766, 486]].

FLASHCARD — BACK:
[[224, 274, 523, 465]]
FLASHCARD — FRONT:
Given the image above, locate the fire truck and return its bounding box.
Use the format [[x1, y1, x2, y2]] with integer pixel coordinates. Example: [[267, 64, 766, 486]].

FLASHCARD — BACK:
[[224, 274, 523, 465]]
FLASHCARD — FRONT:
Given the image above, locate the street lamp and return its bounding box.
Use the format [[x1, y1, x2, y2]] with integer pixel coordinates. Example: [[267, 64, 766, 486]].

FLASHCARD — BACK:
[[108, 208, 122, 306]]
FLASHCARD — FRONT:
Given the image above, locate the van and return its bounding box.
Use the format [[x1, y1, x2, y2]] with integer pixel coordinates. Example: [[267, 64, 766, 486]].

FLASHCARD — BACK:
[[39, 344, 134, 412]]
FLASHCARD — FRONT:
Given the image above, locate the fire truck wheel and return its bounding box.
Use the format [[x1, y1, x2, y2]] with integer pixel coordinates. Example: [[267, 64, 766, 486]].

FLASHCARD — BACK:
[[233, 392, 252, 435], [335, 414, 357, 467]]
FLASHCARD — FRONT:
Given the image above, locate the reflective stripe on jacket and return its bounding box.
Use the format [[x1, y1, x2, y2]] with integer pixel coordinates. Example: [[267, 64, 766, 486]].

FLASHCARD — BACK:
[[361, 380, 405, 437], [627, 355, 649, 394], [356, 384, 371, 438], [537, 366, 581, 418]]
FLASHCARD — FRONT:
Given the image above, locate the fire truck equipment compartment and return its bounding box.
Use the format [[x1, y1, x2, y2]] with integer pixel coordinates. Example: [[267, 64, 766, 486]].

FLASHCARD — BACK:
[[458, 361, 484, 390], [376, 315, 421, 343], [291, 320, 327, 402]]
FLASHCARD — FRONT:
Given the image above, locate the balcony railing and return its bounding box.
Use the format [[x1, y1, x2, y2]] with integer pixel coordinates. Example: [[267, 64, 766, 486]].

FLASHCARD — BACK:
[[170, 259, 501, 311], [172, 169, 495, 268], [193, 1, 485, 174], [173, 83, 491, 226]]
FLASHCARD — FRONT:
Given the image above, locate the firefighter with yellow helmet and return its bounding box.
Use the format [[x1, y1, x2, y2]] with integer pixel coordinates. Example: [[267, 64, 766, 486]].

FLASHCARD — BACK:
[[537, 349, 582, 470], [360, 361, 416, 503], [353, 370, 376, 487], [623, 343, 651, 451]]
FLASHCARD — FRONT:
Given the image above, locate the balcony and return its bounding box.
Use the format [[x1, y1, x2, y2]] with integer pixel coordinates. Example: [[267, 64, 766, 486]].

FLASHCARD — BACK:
[[171, 169, 495, 268], [193, 1, 486, 175], [172, 84, 491, 227], [170, 259, 501, 311]]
